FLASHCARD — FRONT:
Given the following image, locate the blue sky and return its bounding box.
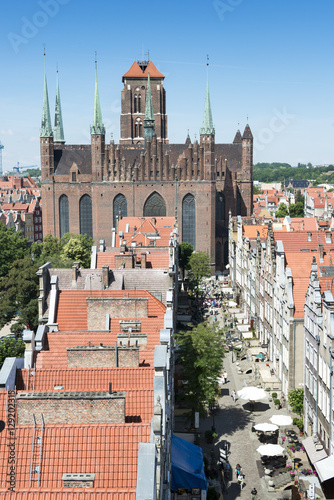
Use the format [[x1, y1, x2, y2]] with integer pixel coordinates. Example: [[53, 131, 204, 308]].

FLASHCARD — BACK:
[[0, 0, 333, 170]]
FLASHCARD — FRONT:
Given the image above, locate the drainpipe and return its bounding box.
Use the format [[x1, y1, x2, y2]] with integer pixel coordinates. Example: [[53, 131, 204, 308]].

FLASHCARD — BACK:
[[315, 335, 320, 434], [115, 340, 118, 368], [292, 319, 296, 389]]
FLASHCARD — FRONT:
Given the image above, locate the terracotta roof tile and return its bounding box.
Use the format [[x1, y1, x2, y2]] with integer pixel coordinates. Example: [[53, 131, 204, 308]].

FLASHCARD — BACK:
[[122, 61, 164, 79]]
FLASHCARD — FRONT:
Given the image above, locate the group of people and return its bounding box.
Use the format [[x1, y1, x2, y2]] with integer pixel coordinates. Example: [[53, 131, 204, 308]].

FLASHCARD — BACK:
[[235, 465, 257, 498]]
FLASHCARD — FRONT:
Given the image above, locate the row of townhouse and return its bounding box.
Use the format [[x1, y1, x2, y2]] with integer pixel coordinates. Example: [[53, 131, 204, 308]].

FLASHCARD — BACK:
[[0, 199, 43, 242], [304, 186, 334, 219], [0, 176, 42, 242], [230, 213, 334, 490], [0, 217, 202, 499]]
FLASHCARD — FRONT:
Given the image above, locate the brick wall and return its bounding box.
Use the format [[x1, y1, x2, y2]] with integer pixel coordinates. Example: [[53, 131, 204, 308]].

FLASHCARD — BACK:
[[17, 391, 126, 425], [67, 346, 139, 368], [86, 297, 148, 330]]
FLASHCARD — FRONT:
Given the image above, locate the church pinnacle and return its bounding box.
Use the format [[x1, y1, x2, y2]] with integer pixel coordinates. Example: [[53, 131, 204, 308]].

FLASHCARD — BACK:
[[90, 58, 105, 135], [54, 69, 65, 143], [144, 72, 155, 143], [40, 56, 53, 138], [200, 67, 215, 136]]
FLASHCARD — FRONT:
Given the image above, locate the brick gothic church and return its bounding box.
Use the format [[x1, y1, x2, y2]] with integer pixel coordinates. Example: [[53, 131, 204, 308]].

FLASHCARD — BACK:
[[40, 59, 253, 270]]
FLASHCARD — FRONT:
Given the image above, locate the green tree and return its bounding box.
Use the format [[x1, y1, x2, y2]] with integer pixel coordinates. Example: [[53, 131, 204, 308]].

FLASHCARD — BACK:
[[0, 337, 25, 369], [289, 201, 304, 217], [276, 203, 289, 218], [179, 242, 193, 280], [0, 225, 29, 278], [188, 251, 212, 295], [288, 388, 304, 416], [61, 233, 93, 268], [0, 257, 39, 333], [176, 321, 225, 418], [253, 185, 262, 195]]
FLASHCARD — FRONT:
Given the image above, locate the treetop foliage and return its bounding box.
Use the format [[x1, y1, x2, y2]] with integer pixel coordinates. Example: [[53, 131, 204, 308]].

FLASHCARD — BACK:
[[254, 162, 334, 186], [288, 388, 304, 416], [0, 337, 25, 370], [176, 321, 225, 417], [188, 251, 212, 294], [0, 224, 29, 278]]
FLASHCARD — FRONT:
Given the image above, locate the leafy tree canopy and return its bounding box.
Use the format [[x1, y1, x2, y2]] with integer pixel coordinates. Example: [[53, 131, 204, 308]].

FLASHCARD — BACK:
[[289, 201, 304, 218], [288, 388, 304, 416], [0, 225, 29, 278], [0, 257, 40, 333], [0, 337, 25, 369], [176, 321, 225, 418], [179, 242, 193, 277], [34, 233, 93, 269], [276, 203, 289, 218], [188, 251, 212, 295], [253, 162, 334, 186]]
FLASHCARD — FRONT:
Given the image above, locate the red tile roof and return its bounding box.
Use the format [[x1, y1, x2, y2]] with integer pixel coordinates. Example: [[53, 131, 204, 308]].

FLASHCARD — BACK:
[[55, 290, 166, 331], [17, 367, 155, 392], [243, 225, 268, 240], [122, 61, 164, 79], [0, 490, 136, 499], [0, 423, 150, 490]]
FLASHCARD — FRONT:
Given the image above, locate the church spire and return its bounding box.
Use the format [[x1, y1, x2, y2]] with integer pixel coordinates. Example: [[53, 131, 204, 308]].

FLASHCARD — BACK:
[[90, 57, 105, 135], [40, 54, 53, 138], [144, 72, 155, 143], [54, 68, 65, 143], [200, 63, 215, 136]]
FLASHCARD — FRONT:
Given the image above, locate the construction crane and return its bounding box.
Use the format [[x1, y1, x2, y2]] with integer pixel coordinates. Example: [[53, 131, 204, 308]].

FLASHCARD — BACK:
[[0, 141, 3, 176]]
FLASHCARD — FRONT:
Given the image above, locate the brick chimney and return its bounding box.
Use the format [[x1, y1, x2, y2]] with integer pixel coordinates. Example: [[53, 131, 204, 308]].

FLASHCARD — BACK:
[[319, 244, 324, 262], [102, 264, 109, 288], [307, 231, 312, 242], [141, 252, 147, 269], [72, 262, 80, 286], [326, 231, 332, 244]]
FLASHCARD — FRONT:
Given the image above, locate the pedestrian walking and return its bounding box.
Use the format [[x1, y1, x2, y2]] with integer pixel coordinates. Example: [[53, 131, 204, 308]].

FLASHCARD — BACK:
[[232, 389, 236, 402], [238, 472, 244, 490], [235, 464, 242, 477], [223, 371, 228, 384], [251, 487, 257, 499]]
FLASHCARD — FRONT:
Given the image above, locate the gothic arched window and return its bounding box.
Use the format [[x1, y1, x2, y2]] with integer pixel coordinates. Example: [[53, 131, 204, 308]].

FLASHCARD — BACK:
[[79, 194, 93, 238], [143, 192, 166, 216], [216, 191, 225, 221], [134, 94, 138, 113], [138, 94, 141, 113], [182, 193, 196, 248], [113, 194, 127, 228], [59, 194, 69, 238], [237, 190, 241, 215]]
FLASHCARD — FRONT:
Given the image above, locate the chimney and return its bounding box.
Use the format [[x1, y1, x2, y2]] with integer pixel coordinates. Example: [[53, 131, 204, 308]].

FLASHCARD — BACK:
[[319, 244, 324, 262], [102, 264, 109, 288], [71, 262, 80, 286], [307, 231, 312, 242], [326, 231, 332, 244], [141, 252, 147, 269], [109, 382, 112, 394], [151, 217, 156, 226]]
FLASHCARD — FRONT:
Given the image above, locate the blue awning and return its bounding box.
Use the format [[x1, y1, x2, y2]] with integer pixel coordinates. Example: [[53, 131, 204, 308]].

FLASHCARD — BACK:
[[172, 435, 207, 491]]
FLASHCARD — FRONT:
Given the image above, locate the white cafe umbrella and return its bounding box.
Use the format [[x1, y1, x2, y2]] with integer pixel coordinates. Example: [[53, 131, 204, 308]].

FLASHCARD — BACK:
[[270, 415, 293, 426], [254, 423, 279, 432], [256, 444, 285, 456], [228, 300, 238, 307], [237, 387, 267, 401]]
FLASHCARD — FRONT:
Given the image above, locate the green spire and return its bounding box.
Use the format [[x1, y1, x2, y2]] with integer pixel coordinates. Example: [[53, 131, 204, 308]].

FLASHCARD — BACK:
[[144, 73, 155, 143], [54, 69, 65, 143], [40, 58, 53, 138], [200, 71, 215, 135], [90, 60, 105, 135]]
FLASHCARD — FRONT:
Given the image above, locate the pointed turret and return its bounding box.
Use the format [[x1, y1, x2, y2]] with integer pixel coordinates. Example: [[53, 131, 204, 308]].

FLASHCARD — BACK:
[[91, 59, 105, 181], [40, 65, 53, 138], [144, 73, 155, 144], [90, 62, 105, 135], [233, 129, 242, 144], [185, 131, 191, 145], [242, 123, 253, 139], [200, 75, 215, 136], [54, 70, 65, 143]]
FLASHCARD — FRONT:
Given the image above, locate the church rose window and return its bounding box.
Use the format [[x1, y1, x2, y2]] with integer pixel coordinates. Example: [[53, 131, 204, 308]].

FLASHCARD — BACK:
[[182, 193, 195, 248], [143, 192, 166, 216], [79, 194, 93, 238], [59, 194, 69, 238], [113, 194, 127, 228]]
